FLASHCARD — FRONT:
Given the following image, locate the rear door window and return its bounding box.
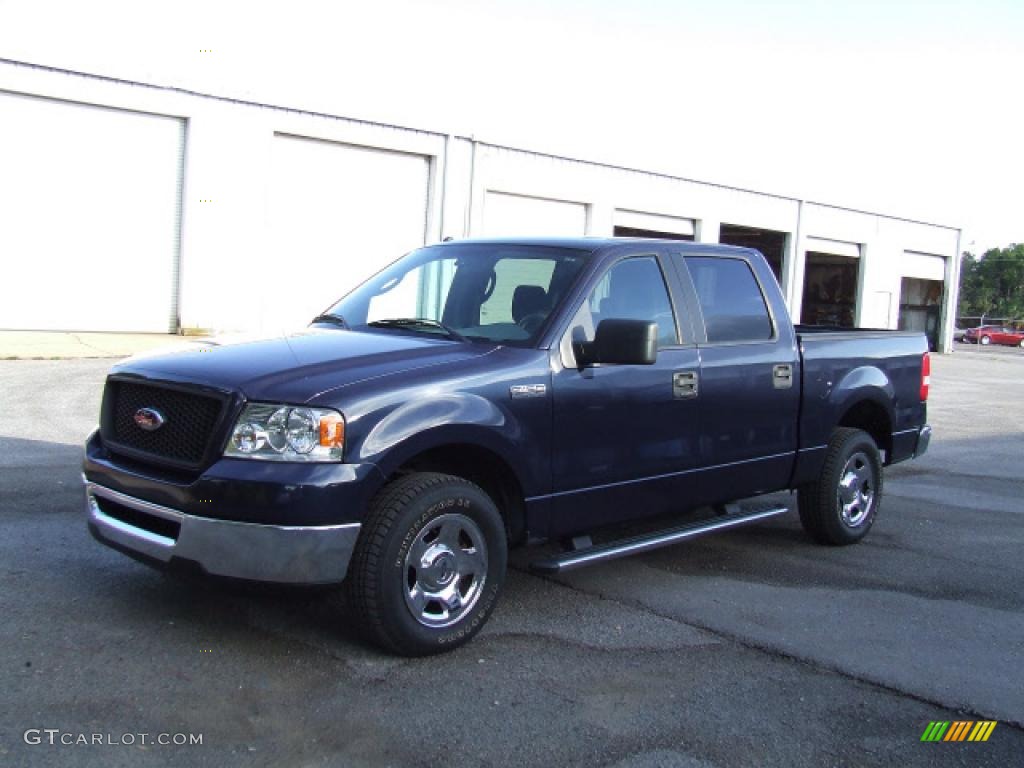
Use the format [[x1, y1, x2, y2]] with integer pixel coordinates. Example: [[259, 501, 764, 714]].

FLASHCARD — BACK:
[[684, 256, 773, 343]]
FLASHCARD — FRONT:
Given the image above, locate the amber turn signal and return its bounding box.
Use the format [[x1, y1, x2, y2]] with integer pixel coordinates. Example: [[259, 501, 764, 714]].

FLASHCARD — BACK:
[[319, 413, 345, 448]]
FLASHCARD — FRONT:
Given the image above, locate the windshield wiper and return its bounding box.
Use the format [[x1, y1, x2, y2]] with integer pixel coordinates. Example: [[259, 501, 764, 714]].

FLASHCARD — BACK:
[[366, 318, 468, 342], [310, 313, 349, 329]]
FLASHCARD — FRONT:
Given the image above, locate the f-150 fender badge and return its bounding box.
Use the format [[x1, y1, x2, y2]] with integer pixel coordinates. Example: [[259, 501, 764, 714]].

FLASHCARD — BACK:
[[510, 384, 547, 399]]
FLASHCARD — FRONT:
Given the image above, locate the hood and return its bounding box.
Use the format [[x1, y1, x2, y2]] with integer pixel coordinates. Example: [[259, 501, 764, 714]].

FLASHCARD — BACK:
[[114, 329, 498, 403]]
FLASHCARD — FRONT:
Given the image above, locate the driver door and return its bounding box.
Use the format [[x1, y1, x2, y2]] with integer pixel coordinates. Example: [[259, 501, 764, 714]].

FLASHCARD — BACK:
[[549, 251, 703, 537]]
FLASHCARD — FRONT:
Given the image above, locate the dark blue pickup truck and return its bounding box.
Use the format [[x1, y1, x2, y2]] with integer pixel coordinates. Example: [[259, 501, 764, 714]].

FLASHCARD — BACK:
[[84, 238, 932, 654]]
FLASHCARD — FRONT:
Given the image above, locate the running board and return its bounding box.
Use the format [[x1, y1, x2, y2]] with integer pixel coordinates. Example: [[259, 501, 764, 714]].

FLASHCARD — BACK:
[[529, 503, 789, 575]]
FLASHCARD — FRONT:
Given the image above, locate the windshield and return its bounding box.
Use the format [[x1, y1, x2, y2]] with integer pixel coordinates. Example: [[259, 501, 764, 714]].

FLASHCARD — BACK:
[[322, 244, 592, 346]]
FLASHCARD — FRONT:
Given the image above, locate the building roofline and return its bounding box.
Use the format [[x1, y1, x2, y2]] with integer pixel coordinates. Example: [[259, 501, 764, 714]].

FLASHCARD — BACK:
[[0, 57, 960, 233], [473, 140, 960, 233]]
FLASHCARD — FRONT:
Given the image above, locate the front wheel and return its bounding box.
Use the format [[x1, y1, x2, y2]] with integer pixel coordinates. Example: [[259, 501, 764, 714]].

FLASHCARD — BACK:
[[1018, 339, 1024, 349], [980, 335, 991, 345], [798, 428, 882, 545], [347, 472, 507, 656]]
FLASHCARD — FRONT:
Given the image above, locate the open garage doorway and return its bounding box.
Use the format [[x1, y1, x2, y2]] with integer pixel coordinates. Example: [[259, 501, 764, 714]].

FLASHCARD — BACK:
[[613, 225, 693, 241], [613, 210, 695, 241], [897, 252, 947, 351], [719, 224, 787, 285], [899, 278, 943, 351], [801, 251, 861, 328]]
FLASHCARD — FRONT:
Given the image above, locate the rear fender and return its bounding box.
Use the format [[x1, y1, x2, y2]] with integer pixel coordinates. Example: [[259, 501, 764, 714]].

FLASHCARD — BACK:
[[830, 365, 896, 445]]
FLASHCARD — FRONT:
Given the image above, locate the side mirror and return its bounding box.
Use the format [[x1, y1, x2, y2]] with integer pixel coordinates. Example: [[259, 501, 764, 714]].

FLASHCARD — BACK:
[[573, 318, 658, 367]]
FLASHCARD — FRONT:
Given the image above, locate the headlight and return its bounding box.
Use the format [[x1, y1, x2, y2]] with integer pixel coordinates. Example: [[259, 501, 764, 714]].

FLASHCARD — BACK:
[[224, 403, 344, 462]]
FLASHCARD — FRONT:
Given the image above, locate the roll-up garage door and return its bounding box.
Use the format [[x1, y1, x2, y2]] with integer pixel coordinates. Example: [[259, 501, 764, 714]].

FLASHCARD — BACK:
[[268, 134, 430, 332], [0, 92, 184, 332], [901, 251, 946, 281], [482, 192, 586, 237], [805, 237, 861, 259]]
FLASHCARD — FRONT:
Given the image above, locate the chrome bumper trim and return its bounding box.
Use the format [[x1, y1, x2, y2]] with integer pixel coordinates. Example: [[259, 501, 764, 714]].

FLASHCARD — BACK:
[[84, 481, 360, 584], [914, 425, 932, 458]]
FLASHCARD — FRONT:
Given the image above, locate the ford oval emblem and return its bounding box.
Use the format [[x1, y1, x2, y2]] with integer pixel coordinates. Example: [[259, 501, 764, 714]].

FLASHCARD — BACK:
[[133, 407, 165, 432]]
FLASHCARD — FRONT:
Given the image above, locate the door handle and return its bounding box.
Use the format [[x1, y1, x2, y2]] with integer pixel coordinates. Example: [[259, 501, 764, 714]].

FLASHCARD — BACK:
[[673, 370, 699, 399], [773, 364, 794, 389]]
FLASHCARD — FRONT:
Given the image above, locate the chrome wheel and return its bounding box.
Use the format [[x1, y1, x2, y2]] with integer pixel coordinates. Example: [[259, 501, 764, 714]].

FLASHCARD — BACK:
[[837, 451, 875, 527], [403, 513, 488, 628]]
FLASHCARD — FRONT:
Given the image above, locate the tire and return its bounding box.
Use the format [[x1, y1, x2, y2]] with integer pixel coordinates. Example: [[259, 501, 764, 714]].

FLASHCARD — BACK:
[[347, 472, 507, 656], [1018, 339, 1024, 349], [798, 428, 882, 546], [980, 335, 991, 345]]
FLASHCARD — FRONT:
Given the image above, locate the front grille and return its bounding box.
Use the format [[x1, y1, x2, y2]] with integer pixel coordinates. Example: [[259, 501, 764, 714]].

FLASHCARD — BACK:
[[104, 380, 226, 468]]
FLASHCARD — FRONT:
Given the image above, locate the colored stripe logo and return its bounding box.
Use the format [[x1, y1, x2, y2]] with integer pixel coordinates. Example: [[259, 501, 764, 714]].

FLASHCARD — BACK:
[[921, 721, 997, 742]]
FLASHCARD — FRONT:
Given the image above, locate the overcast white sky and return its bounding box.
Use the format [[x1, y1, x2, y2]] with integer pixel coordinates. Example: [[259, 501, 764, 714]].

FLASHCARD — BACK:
[[1, 0, 1021, 253]]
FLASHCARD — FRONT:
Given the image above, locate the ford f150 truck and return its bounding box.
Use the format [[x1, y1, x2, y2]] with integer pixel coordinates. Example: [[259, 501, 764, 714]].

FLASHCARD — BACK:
[[84, 238, 932, 655]]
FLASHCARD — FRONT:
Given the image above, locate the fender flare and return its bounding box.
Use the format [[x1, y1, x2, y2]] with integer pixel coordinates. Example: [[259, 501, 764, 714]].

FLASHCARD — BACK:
[[354, 392, 533, 490], [829, 365, 895, 439]]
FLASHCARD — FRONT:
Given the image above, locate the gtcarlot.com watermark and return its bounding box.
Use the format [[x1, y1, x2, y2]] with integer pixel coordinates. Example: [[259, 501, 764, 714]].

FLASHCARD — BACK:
[[24, 729, 202, 747]]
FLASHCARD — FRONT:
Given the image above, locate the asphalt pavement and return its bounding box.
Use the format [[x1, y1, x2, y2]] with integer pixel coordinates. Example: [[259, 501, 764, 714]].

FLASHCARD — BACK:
[[0, 352, 1021, 767]]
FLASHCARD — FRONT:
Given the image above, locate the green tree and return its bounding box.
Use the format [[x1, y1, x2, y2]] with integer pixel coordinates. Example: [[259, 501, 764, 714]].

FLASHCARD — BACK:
[[958, 244, 1024, 320]]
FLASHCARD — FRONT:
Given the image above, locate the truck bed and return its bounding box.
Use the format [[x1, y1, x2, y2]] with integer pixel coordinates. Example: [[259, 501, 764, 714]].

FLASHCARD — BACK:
[[795, 325, 924, 341], [794, 326, 929, 484]]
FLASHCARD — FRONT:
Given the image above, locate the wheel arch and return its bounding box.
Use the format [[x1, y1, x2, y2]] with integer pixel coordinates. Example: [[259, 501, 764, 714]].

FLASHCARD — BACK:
[[837, 398, 893, 459], [377, 438, 529, 546], [828, 366, 895, 458]]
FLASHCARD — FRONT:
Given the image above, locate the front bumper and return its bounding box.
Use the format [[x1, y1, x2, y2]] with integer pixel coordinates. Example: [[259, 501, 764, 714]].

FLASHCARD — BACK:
[[83, 429, 385, 527], [86, 481, 360, 584]]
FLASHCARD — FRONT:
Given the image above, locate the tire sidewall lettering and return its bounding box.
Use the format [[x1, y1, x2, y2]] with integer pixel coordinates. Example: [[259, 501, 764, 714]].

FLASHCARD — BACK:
[[435, 582, 501, 645], [393, 495, 473, 569]]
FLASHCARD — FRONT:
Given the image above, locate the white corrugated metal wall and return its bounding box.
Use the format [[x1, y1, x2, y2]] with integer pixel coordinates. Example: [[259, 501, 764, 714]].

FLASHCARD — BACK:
[[0, 60, 962, 350]]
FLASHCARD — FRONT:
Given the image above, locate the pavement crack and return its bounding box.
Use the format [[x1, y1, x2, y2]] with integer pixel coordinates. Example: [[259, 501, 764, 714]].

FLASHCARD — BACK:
[[68, 333, 111, 354], [523, 566, 1024, 731], [483, 627, 696, 656]]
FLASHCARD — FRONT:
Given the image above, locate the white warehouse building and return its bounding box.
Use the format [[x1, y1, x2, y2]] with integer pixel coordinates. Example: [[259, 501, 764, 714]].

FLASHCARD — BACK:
[[0, 59, 961, 352]]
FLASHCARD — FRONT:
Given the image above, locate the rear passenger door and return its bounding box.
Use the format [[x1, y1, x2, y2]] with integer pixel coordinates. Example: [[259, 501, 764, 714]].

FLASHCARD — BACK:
[[673, 252, 800, 502]]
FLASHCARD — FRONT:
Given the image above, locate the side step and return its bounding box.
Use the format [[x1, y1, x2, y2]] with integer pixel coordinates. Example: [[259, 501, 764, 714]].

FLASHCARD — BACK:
[[529, 502, 789, 575]]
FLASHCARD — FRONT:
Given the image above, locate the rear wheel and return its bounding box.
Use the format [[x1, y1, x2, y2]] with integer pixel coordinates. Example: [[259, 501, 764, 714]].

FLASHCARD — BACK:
[[980, 335, 991, 345], [1018, 339, 1024, 349], [347, 472, 507, 656], [798, 428, 882, 545]]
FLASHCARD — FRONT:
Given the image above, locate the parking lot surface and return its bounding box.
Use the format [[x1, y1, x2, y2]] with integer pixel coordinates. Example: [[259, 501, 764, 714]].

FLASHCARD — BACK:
[[1, 351, 1021, 767]]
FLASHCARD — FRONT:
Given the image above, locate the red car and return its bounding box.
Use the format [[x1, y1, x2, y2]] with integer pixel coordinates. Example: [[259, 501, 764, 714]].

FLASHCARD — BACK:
[[965, 325, 1024, 347]]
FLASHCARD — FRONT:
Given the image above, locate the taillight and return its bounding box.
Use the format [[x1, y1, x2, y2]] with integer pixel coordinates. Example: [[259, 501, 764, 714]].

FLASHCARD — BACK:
[[920, 352, 930, 401]]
